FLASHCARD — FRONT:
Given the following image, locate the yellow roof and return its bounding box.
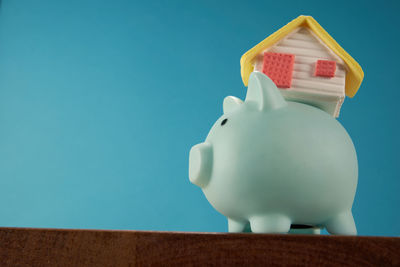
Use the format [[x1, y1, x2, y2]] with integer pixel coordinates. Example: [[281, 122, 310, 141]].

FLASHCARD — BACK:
[[240, 15, 364, 98]]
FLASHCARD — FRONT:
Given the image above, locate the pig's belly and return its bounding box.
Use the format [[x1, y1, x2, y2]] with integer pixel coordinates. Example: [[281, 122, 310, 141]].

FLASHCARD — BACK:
[[203, 158, 357, 224]]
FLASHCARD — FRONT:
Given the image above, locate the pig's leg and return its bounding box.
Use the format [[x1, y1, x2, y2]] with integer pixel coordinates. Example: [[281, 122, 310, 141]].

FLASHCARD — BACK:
[[249, 214, 291, 233], [325, 210, 357, 235], [228, 218, 248, 232]]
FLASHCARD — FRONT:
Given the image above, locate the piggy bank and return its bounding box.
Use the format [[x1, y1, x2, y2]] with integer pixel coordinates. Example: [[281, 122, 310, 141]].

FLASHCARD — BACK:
[[189, 72, 358, 235]]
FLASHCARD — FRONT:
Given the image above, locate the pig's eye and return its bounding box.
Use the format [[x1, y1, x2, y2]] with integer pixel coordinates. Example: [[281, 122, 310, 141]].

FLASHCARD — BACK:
[[221, 118, 228, 126]]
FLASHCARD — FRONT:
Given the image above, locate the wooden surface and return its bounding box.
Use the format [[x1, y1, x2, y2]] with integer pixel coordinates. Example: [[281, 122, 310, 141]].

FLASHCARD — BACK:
[[0, 227, 399, 266]]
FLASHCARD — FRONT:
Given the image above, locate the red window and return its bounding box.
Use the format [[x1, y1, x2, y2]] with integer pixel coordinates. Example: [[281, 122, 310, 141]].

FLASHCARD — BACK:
[[262, 52, 295, 88], [315, 60, 336, 77]]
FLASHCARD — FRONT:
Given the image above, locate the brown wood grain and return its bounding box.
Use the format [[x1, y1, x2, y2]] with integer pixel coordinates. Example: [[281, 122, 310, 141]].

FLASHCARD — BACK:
[[0, 227, 399, 266]]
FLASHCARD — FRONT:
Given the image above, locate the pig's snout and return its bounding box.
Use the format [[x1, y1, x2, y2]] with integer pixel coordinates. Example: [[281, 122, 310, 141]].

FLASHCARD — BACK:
[[189, 142, 213, 188]]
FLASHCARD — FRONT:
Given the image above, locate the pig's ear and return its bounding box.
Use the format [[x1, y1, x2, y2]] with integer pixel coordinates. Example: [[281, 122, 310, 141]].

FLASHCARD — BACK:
[[245, 72, 287, 111], [223, 96, 243, 114]]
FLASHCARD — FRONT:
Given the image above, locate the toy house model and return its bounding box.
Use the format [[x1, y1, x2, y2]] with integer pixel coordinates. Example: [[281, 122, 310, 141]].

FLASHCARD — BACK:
[[240, 15, 364, 117]]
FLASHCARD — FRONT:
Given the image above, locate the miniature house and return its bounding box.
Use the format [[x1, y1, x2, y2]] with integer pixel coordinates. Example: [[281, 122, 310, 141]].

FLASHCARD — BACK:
[[240, 15, 364, 117]]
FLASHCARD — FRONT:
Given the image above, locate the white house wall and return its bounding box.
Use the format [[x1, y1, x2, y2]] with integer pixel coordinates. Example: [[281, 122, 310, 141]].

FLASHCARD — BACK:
[[253, 27, 347, 117]]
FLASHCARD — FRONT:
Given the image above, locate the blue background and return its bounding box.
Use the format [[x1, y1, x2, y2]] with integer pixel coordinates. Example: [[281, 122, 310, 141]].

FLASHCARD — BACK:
[[0, 0, 399, 236]]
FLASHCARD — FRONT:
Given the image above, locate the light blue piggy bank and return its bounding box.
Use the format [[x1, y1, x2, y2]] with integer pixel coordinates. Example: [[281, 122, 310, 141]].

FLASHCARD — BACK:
[[189, 72, 358, 235]]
